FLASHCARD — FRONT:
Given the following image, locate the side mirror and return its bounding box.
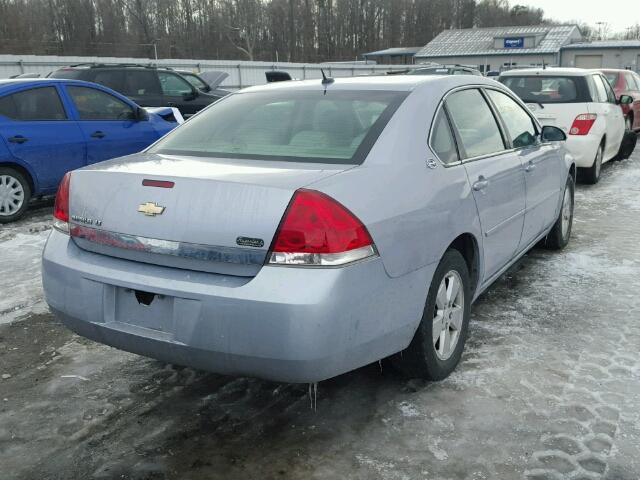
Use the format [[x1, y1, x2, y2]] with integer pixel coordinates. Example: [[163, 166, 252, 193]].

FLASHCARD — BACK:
[[541, 125, 566, 142], [135, 107, 149, 122], [618, 94, 633, 105]]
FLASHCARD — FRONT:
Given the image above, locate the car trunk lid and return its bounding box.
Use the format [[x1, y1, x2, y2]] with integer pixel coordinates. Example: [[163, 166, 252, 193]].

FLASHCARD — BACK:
[[526, 102, 592, 134], [69, 153, 353, 276]]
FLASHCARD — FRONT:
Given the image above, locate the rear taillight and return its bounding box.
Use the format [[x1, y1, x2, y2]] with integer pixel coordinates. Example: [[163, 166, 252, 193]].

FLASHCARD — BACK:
[[53, 172, 71, 234], [268, 189, 376, 267], [569, 114, 597, 135]]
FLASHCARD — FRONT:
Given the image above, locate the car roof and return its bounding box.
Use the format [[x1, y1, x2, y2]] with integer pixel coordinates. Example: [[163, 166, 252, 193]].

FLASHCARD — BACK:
[[500, 67, 593, 77], [595, 68, 633, 74], [239, 74, 499, 93], [0, 78, 82, 91]]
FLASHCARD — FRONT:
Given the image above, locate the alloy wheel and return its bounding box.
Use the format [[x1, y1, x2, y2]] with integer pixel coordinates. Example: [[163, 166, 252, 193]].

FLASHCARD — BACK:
[[433, 270, 464, 361], [560, 184, 573, 240], [0, 174, 25, 216], [595, 146, 603, 179]]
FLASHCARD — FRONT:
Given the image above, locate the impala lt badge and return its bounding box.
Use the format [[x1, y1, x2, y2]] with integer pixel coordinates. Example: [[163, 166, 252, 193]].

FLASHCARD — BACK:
[[138, 202, 165, 217]]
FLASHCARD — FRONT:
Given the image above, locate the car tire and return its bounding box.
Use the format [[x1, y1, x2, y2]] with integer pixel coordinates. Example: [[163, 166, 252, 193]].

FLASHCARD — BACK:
[[582, 142, 603, 185], [613, 130, 638, 161], [625, 115, 633, 132], [0, 167, 31, 224], [393, 249, 471, 381], [545, 175, 574, 250]]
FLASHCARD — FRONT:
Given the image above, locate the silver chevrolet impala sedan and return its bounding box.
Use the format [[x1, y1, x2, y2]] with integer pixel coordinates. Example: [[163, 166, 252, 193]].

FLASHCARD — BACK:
[[42, 75, 575, 383]]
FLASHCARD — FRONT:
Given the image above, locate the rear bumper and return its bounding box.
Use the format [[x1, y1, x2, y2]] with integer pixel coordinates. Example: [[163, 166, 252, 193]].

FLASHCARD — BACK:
[[42, 231, 434, 383], [565, 134, 602, 168]]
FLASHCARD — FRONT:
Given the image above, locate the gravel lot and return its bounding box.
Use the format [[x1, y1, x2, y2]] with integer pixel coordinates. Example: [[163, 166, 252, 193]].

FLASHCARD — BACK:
[[1, 151, 640, 480]]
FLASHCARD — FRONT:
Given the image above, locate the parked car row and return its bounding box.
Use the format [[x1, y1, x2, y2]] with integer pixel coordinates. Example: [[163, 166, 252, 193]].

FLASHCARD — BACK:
[[1, 65, 637, 385], [49, 64, 230, 118]]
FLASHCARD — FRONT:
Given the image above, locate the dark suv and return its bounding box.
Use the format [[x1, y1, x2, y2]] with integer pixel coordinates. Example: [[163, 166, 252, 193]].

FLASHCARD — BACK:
[[50, 64, 228, 117]]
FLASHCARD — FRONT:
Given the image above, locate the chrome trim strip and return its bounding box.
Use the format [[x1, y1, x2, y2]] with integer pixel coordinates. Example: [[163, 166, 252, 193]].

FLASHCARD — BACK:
[[484, 208, 526, 237], [70, 224, 266, 266]]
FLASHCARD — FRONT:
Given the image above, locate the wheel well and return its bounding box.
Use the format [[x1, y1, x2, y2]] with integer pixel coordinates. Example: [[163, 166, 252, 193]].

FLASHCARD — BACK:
[[448, 233, 480, 294], [0, 162, 35, 194], [569, 163, 576, 182]]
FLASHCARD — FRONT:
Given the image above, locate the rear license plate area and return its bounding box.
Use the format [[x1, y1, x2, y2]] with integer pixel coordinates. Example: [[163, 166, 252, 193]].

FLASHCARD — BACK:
[[115, 287, 174, 332]]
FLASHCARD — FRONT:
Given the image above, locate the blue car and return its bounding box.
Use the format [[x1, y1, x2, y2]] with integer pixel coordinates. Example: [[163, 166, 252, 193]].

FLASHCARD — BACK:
[[0, 79, 177, 222]]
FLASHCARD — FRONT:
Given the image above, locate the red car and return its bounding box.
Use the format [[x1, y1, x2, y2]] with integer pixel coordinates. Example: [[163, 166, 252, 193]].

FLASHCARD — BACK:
[[599, 69, 640, 131]]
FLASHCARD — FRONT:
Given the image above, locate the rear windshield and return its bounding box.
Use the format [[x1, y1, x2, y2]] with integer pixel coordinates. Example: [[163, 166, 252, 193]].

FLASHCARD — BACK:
[[149, 90, 407, 164], [500, 75, 587, 104]]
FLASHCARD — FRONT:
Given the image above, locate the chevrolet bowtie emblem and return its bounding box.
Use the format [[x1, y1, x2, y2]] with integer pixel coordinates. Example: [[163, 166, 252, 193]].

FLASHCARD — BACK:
[[138, 202, 165, 216]]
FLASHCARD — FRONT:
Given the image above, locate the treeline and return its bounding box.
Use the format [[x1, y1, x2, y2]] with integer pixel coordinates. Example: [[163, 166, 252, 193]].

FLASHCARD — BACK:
[[1, 0, 551, 61]]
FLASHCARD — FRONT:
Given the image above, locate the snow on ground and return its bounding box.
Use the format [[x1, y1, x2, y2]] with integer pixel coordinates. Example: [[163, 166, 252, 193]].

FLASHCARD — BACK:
[[1, 153, 640, 479], [0, 205, 52, 324]]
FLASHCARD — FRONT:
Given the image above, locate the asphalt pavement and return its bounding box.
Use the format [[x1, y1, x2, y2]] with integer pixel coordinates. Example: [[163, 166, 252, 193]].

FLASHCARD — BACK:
[[1, 151, 639, 480]]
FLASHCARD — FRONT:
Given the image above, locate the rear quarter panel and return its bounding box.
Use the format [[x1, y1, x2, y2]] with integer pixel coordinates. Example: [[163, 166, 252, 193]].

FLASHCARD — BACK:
[[310, 85, 483, 280]]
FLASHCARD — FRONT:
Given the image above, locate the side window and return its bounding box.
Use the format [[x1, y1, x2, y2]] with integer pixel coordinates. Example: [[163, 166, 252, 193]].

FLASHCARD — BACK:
[[624, 72, 637, 91], [486, 89, 538, 148], [445, 89, 505, 159], [632, 73, 640, 91], [92, 70, 125, 92], [601, 76, 617, 103], [0, 87, 66, 121], [67, 86, 135, 120], [122, 70, 162, 96], [592, 75, 608, 103], [158, 72, 193, 96], [430, 109, 459, 164]]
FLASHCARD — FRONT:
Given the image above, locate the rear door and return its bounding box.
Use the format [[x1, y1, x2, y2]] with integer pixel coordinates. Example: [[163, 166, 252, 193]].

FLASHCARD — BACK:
[[447, 88, 526, 280], [485, 88, 562, 249], [120, 70, 164, 108], [623, 71, 640, 130], [0, 85, 85, 192], [63, 84, 159, 164]]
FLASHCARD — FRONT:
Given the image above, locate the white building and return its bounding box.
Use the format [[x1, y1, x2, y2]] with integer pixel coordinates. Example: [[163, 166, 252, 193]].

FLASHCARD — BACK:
[[560, 40, 640, 70]]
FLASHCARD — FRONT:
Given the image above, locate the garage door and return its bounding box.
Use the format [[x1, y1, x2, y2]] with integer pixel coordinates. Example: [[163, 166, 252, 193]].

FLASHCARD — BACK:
[[575, 55, 603, 68]]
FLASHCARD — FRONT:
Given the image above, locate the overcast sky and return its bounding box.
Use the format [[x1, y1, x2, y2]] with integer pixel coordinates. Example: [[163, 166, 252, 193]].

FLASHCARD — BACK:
[[524, 0, 639, 33]]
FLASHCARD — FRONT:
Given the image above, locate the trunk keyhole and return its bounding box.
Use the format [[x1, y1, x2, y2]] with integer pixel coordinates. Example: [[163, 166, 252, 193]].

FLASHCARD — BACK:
[[134, 290, 156, 306]]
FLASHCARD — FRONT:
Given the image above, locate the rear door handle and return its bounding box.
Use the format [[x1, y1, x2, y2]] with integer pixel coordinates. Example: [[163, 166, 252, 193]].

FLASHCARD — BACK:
[[8, 135, 28, 144], [90, 131, 106, 139], [524, 162, 536, 173], [472, 177, 489, 191]]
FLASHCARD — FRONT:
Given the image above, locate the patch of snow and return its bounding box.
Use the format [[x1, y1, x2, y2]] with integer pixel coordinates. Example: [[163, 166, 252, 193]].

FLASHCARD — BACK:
[[427, 439, 449, 461], [396, 401, 423, 418], [0, 230, 50, 325]]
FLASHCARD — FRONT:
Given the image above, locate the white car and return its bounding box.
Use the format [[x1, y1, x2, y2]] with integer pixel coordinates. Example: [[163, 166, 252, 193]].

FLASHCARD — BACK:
[[500, 68, 631, 184]]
